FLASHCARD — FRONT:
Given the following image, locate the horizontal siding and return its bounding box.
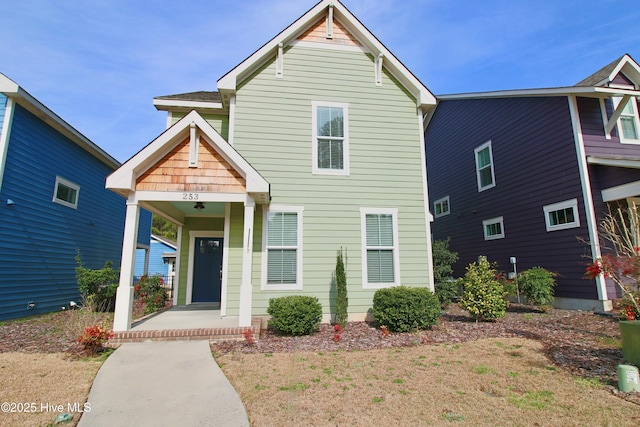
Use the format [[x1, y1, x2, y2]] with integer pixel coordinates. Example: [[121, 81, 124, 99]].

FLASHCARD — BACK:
[[171, 112, 229, 140], [426, 96, 598, 300], [580, 97, 640, 160], [233, 45, 430, 317], [0, 104, 127, 320], [134, 239, 174, 279]]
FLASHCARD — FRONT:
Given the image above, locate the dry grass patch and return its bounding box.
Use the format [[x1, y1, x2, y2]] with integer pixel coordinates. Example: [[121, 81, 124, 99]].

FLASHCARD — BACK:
[[218, 338, 640, 426], [0, 352, 103, 426]]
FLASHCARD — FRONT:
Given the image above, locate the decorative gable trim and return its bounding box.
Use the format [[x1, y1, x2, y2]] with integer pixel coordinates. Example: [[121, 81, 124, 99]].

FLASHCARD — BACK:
[[217, 0, 435, 109], [106, 110, 269, 201]]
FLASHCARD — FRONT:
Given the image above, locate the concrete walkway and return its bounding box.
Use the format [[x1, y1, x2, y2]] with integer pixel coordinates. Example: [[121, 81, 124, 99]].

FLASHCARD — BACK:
[[78, 341, 249, 427]]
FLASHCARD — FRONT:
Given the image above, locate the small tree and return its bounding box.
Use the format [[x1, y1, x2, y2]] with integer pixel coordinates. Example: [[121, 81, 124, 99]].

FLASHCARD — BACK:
[[432, 238, 459, 307], [459, 256, 508, 321], [335, 248, 348, 327]]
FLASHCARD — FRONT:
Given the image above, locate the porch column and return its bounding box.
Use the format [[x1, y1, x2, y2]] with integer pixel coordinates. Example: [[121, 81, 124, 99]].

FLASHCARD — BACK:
[[113, 195, 140, 331], [238, 196, 255, 327]]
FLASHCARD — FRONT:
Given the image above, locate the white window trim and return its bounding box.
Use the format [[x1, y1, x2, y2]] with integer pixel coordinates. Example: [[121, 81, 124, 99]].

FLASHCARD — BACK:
[[312, 101, 350, 176], [52, 176, 80, 209], [434, 196, 450, 218], [543, 198, 580, 232], [474, 140, 496, 192], [261, 205, 304, 291], [360, 207, 401, 289], [613, 96, 640, 144], [483, 216, 504, 240]]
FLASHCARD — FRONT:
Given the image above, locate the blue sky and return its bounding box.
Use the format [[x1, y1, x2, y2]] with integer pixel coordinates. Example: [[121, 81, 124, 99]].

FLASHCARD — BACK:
[[1, 0, 639, 163]]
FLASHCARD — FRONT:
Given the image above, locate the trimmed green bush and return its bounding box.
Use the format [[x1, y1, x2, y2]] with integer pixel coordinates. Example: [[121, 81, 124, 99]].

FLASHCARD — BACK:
[[372, 286, 440, 332], [433, 238, 459, 307], [335, 248, 348, 327], [459, 257, 507, 321], [518, 267, 555, 309], [267, 296, 323, 336]]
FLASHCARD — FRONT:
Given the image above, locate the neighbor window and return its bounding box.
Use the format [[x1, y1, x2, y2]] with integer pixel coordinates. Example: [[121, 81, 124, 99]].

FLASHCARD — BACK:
[[312, 101, 349, 175], [434, 196, 450, 218], [262, 206, 303, 290], [361, 208, 400, 288], [475, 141, 495, 191], [52, 176, 79, 209], [543, 199, 580, 232], [483, 216, 504, 240], [614, 97, 640, 143]]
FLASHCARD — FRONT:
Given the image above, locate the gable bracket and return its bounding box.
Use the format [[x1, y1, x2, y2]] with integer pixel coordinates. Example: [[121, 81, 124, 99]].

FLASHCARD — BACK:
[[189, 121, 199, 168], [276, 43, 284, 79], [375, 53, 384, 86], [326, 4, 334, 39], [604, 94, 631, 138]]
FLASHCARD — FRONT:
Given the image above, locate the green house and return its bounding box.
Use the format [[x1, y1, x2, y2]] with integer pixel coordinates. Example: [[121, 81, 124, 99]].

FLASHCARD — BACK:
[[106, 0, 436, 331]]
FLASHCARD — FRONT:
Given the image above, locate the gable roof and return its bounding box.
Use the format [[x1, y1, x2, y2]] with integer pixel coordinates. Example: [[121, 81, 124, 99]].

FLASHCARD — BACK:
[[575, 54, 640, 88], [0, 73, 119, 169], [106, 110, 269, 200], [217, 0, 435, 110]]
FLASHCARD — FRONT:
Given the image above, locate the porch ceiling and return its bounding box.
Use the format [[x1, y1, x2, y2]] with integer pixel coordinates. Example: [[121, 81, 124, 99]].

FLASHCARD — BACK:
[[143, 200, 229, 224]]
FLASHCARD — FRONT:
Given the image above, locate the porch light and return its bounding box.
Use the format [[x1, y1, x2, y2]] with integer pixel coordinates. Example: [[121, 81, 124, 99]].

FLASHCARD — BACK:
[[194, 202, 205, 210]]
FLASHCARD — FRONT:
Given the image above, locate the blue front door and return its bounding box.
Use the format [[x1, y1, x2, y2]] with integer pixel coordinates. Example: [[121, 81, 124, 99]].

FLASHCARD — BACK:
[[192, 237, 223, 304]]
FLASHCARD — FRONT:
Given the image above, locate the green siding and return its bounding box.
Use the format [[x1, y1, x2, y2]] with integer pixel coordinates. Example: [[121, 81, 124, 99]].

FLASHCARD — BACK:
[[233, 45, 431, 317], [170, 112, 229, 140]]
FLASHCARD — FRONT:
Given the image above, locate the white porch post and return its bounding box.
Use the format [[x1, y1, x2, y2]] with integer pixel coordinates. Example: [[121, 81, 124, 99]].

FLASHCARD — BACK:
[[238, 196, 255, 327], [113, 195, 140, 331]]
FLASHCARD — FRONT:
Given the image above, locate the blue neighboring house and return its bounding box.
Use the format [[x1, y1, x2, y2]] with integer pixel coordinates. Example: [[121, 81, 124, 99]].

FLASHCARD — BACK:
[[134, 234, 176, 297], [425, 54, 640, 312], [0, 73, 151, 321]]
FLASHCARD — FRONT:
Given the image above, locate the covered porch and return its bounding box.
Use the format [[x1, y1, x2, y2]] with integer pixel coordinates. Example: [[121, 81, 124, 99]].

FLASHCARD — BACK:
[[106, 111, 270, 332]]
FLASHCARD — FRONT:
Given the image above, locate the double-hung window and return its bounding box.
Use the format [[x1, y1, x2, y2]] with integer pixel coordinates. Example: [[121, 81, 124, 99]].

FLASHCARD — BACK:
[[475, 141, 495, 191], [543, 199, 580, 232], [312, 101, 349, 175], [53, 176, 80, 209], [262, 206, 303, 290], [483, 216, 504, 240], [614, 97, 640, 143], [361, 208, 400, 288], [434, 196, 450, 218]]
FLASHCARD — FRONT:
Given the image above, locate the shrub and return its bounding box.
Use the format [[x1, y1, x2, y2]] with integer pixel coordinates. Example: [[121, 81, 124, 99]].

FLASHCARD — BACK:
[[459, 257, 508, 321], [518, 267, 555, 309], [267, 296, 323, 336], [335, 248, 348, 327], [77, 325, 113, 356], [75, 251, 119, 312], [372, 286, 440, 332], [135, 275, 168, 315], [433, 239, 459, 307]]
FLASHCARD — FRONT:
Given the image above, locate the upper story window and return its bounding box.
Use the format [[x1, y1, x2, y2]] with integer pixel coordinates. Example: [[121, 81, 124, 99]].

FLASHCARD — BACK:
[[360, 207, 400, 289], [614, 97, 640, 143], [434, 196, 450, 218], [543, 199, 580, 232], [474, 141, 495, 192], [53, 176, 79, 209], [312, 101, 349, 175], [483, 216, 504, 240], [262, 206, 303, 290]]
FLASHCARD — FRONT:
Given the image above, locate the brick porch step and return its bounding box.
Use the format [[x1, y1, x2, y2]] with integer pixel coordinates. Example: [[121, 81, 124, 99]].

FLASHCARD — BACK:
[[109, 318, 262, 344]]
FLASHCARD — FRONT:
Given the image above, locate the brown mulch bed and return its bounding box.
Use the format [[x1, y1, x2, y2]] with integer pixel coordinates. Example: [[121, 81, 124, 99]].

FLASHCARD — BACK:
[[212, 303, 640, 405]]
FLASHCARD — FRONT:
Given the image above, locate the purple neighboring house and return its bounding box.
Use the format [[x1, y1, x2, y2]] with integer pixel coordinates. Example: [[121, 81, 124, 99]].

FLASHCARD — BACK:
[[425, 54, 640, 312]]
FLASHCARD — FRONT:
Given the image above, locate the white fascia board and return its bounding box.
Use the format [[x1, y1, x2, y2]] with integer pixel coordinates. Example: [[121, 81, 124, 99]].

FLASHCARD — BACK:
[[153, 98, 224, 111], [586, 157, 640, 169], [602, 180, 640, 202], [0, 73, 120, 169], [611, 55, 640, 88], [439, 86, 640, 100], [217, 0, 435, 109]]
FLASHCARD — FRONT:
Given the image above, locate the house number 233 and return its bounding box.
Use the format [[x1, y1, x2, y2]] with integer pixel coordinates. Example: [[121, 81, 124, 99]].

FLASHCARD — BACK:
[[182, 193, 199, 200]]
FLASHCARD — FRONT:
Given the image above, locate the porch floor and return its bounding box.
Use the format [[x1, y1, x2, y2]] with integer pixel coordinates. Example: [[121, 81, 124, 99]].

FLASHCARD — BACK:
[[109, 304, 262, 344]]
